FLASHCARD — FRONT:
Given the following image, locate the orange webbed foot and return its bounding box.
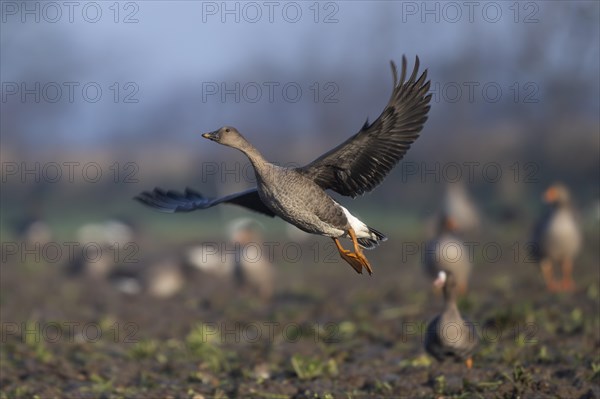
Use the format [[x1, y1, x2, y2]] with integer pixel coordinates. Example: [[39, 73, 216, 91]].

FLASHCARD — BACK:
[[333, 233, 374, 275]]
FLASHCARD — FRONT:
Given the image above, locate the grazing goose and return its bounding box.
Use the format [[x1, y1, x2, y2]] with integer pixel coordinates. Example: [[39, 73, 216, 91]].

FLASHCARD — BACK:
[[108, 255, 186, 298], [531, 183, 581, 292], [425, 271, 478, 368], [136, 56, 431, 275], [67, 219, 137, 279], [423, 215, 472, 295]]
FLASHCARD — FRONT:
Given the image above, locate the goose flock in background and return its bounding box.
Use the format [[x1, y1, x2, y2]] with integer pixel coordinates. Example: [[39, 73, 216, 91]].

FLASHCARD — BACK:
[[13, 181, 584, 367], [64, 217, 275, 300], [421, 182, 582, 366]]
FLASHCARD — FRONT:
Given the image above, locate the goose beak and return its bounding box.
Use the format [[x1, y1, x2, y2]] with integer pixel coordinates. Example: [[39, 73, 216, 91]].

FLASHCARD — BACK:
[[202, 130, 218, 141], [444, 217, 457, 232], [433, 271, 447, 289], [543, 187, 557, 203]]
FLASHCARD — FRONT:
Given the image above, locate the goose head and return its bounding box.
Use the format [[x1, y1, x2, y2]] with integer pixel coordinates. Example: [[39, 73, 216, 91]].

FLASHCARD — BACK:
[[202, 126, 246, 149], [543, 183, 571, 206]]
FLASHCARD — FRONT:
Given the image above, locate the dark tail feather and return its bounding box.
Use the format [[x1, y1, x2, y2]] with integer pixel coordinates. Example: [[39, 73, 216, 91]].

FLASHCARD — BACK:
[[357, 227, 388, 250]]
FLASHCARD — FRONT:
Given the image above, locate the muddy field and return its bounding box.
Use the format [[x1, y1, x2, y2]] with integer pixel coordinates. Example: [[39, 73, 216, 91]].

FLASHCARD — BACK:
[[1, 223, 599, 399]]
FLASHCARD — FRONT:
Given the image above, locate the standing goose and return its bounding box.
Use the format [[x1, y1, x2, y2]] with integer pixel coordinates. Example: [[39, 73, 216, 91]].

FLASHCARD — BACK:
[[425, 271, 478, 368], [531, 183, 581, 292], [136, 56, 431, 275], [423, 215, 472, 295], [442, 182, 480, 235]]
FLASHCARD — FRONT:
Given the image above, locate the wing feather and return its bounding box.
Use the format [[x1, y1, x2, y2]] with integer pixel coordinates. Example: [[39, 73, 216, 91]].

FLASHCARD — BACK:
[[135, 187, 276, 217], [297, 56, 432, 197]]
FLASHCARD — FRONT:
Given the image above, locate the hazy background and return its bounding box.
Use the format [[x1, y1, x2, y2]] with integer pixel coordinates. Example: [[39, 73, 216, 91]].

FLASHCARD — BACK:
[[2, 1, 598, 239]]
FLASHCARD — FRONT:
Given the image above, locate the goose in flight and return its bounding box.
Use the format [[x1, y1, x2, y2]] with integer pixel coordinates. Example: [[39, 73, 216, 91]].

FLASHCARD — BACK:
[[136, 56, 432, 275]]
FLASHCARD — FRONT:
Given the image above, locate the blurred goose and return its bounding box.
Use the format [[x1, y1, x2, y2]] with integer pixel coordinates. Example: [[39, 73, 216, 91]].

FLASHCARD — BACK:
[[145, 255, 186, 298], [136, 56, 432, 275], [442, 182, 480, 234], [108, 253, 186, 298], [185, 243, 233, 278], [15, 218, 52, 247], [67, 219, 136, 279], [229, 218, 275, 300], [184, 218, 275, 300], [423, 215, 472, 295], [425, 271, 478, 368], [531, 183, 581, 292]]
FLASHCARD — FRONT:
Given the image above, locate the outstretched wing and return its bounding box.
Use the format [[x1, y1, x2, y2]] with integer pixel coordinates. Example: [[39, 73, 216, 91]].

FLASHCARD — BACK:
[[135, 187, 276, 217], [297, 56, 432, 198]]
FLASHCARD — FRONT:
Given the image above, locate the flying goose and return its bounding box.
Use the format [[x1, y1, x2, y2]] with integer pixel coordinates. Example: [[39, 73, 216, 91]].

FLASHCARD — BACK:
[[531, 183, 581, 292], [424, 271, 478, 368], [136, 56, 432, 275]]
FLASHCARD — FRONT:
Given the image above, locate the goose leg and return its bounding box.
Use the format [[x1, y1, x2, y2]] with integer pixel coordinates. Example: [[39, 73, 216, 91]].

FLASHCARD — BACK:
[[540, 260, 559, 292], [347, 228, 373, 275], [560, 258, 575, 292], [333, 238, 364, 274]]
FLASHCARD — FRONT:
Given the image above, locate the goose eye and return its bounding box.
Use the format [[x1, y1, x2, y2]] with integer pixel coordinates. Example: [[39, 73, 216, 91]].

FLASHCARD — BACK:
[[225, 128, 230, 133]]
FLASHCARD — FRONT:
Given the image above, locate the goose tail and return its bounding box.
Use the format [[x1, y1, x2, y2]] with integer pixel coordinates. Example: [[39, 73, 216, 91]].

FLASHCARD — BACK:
[[357, 226, 388, 250]]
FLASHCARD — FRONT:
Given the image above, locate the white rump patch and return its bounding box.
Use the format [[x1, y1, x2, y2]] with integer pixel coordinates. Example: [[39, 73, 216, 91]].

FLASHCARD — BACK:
[[339, 205, 371, 238]]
